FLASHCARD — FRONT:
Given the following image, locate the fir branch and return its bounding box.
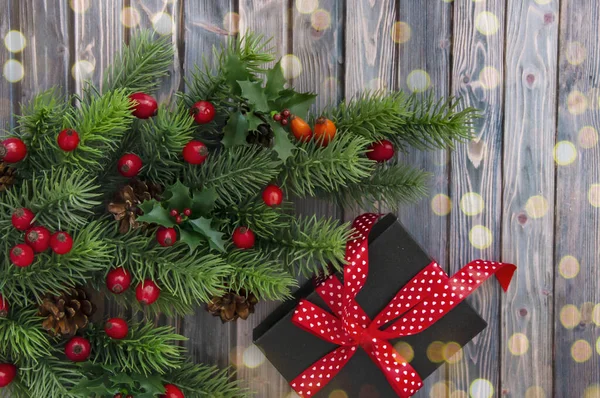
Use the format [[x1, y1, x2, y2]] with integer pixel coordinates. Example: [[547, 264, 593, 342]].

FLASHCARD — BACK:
[[259, 216, 352, 276], [103, 31, 175, 94], [12, 356, 82, 398], [165, 362, 250, 398], [226, 250, 297, 301], [184, 146, 282, 207], [0, 307, 52, 360], [334, 163, 430, 211], [282, 133, 375, 197], [219, 199, 293, 239], [87, 323, 186, 376]]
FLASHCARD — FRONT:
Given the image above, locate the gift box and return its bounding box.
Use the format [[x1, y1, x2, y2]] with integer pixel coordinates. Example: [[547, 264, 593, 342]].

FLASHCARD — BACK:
[[253, 214, 515, 397]]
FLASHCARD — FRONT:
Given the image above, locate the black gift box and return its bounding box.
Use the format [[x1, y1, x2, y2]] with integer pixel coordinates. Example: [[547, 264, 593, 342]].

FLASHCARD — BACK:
[[253, 214, 488, 397]]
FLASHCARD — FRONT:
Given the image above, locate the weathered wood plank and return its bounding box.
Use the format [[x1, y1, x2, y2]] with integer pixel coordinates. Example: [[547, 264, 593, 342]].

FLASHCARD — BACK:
[[395, 2, 453, 397], [0, 0, 16, 133], [500, 2, 558, 397], [181, 0, 235, 368], [448, 1, 506, 396], [554, 1, 600, 396]]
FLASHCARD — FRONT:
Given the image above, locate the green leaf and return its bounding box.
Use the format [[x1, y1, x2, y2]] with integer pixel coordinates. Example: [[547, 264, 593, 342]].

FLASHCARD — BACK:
[[131, 373, 165, 394], [279, 90, 317, 118], [265, 60, 286, 99], [224, 54, 252, 95], [189, 217, 227, 252], [137, 200, 175, 227], [165, 180, 192, 213], [238, 80, 270, 113], [269, 119, 296, 163], [109, 373, 135, 388], [178, 227, 205, 253], [191, 187, 217, 217], [222, 110, 249, 148], [247, 112, 264, 131]]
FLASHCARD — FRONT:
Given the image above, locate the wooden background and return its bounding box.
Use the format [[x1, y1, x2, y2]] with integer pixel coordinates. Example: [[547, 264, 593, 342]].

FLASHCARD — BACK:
[[1, 0, 599, 397]]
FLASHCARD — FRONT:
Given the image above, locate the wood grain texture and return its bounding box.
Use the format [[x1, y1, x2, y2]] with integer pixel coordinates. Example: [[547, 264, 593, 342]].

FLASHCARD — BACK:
[[395, 2, 453, 397], [554, 1, 600, 396], [181, 0, 235, 368], [0, 0, 16, 133], [448, 0, 506, 396], [500, 1, 558, 397]]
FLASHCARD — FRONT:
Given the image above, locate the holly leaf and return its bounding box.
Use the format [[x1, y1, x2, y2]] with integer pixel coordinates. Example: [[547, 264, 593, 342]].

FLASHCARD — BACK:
[[238, 80, 270, 113], [191, 187, 217, 217], [189, 217, 227, 252], [131, 373, 165, 394], [165, 180, 192, 213], [178, 227, 205, 253], [269, 119, 296, 163], [222, 110, 249, 148], [137, 200, 175, 227], [265, 60, 286, 100], [224, 54, 252, 94], [280, 91, 317, 119], [247, 112, 264, 132], [109, 373, 135, 388]]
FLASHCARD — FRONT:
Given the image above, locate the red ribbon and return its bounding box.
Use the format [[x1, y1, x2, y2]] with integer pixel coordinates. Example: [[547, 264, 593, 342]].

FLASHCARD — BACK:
[[290, 214, 516, 397]]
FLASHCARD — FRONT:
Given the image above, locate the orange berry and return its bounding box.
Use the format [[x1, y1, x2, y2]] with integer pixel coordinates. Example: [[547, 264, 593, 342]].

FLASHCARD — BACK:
[[313, 117, 336, 146], [290, 116, 313, 142]]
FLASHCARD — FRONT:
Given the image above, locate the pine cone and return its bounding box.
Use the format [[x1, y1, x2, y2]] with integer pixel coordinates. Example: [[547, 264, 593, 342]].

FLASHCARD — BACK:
[[0, 162, 16, 192], [206, 290, 258, 323], [38, 287, 96, 337], [108, 179, 163, 234]]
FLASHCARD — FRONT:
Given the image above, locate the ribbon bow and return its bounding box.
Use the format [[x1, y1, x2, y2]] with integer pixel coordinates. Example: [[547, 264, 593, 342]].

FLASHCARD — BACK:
[[291, 214, 516, 397]]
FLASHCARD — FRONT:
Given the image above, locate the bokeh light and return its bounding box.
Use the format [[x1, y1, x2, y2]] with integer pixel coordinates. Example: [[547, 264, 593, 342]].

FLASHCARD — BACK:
[[281, 54, 302, 79], [443, 342, 463, 363], [152, 12, 174, 35], [392, 22, 411, 44], [479, 66, 500, 90], [559, 255, 580, 279], [525, 195, 549, 219], [588, 184, 600, 207], [121, 7, 141, 28], [508, 333, 529, 356], [311, 9, 331, 31], [460, 192, 484, 216], [431, 194, 452, 216], [393, 341, 414, 363], [592, 303, 600, 326], [475, 12, 500, 36], [578, 126, 598, 149], [571, 339, 592, 362], [553, 140, 577, 166], [525, 385, 546, 398], [469, 225, 493, 250], [469, 378, 494, 398], [296, 0, 319, 14], [559, 304, 581, 329], [71, 60, 95, 81], [3, 60, 24, 83], [228, 345, 244, 367], [242, 344, 266, 368], [70, 0, 90, 14], [584, 385, 600, 398], [450, 391, 469, 398], [328, 390, 348, 398], [565, 41, 586, 66], [567, 90, 588, 115], [596, 337, 600, 356], [223, 12, 240, 34], [426, 341, 445, 363], [430, 381, 450, 397], [4, 30, 26, 53], [407, 69, 431, 93], [534, 0, 552, 4]]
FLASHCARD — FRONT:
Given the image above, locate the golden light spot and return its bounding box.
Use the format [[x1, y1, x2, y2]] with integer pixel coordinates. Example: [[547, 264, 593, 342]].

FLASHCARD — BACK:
[[581, 302, 595, 323], [584, 385, 600, 398], [475, 12, 500, 36], [152, 12, 173, 35], [431, 194, 452, 216], [525, 385, 546, 398], [560, 305, 581, 329], [71, 60, 94, 81], [469, 225, 493, 250], [508, 333, 529, 356], [596, 337, 600, 355], [588, 184, 600, 207], [567, 90, 588, 115], [392, 22, 411, 44], [469, 378, 494, 398], [242, 344, 266, 368], [328, 390, 348, 398], [443, 342, 463, 363], [228, 345, 244, 367], [450, 391, 469, 398], [559, 255, 580, 279], [281, 54, 302, 80], [430, 381, 450, 397], [296, 0, 319, 14], [442, 0, 454, 3], [3, 60, 24, 83], [311, 9, 331, 31], [407, 69, 431, 93], [553, 141, 577, 166], [393, 341, 414, 363], [525, 195, 549, 219], [572, 339, 592, 362], [535, 0, 552, 3], [4, 30, 26, 53], [223, 12, 240, 34], [578, 126, 598, 149], [121, 7, 141, 28], [426, 341, 445, 363], [70, 0, 90, 14], [460, 192, 484, 216], [592, 304, 600, 326], [479, 66, 500, 90], [565, 41, 586, 66]]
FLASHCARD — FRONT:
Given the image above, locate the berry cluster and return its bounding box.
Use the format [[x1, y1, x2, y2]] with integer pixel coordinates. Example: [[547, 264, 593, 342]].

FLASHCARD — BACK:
[[105, 267, 162, 306], [9, 208, 73, 267], [273, 108, 292, 126], [286, 114, 338, 147]]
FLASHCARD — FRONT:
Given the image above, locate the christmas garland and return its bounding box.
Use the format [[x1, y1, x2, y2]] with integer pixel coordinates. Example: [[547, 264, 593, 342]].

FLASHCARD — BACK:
[[0, 32, 476, 397]]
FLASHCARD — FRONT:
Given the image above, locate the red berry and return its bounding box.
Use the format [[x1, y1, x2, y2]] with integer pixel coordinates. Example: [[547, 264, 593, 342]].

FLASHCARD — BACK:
[[170, 209, 179, 217], [0, 294, 9, 318], [281, 109, 291, 118], [262, 184, 283, 207], [183, 208, 192, 217], [25, 226, 51, 253], [232, 227, 255, 249], [106, 267, 132, 294], [129, 92, 158, 119], [10, 244, 34, 267], [0, 363, 17, 388], [11, 208, 35, 231], [1, 138, 27, 163], [367, 139, 395, 162], [118, 154, 143, 177], [57, 129, 80, 151], [175, 215, 182, 224], [273, 113, 282, 122], [190, 100, 215, 124], [136, 280, 161, 305], [126, 395, 133, 398], [280, 118, 288, 126], [161, 384, 185, 398], [114, 394, 123, 398], [156, 227, 177, 247], [105, 318, 129, 340], [65, 336, 91, 362], [182, 141, 208, 165], [50, 231, 73, 255]]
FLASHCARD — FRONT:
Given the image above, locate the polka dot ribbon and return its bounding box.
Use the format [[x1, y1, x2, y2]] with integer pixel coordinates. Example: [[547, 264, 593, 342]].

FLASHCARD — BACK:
[[291, 214, 516, 398]]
